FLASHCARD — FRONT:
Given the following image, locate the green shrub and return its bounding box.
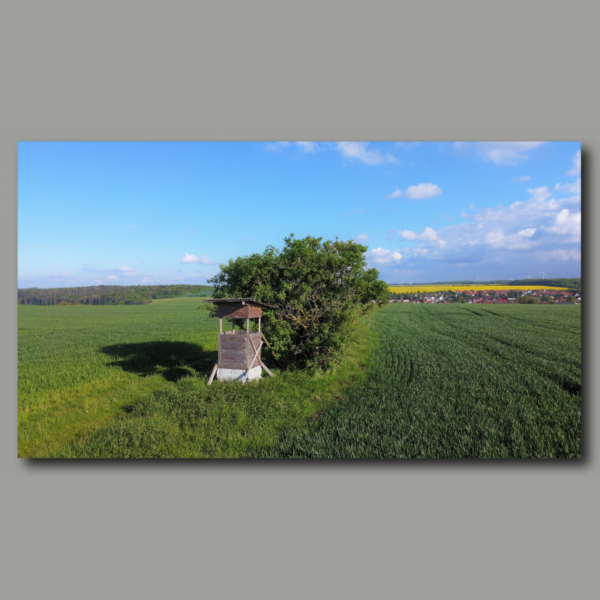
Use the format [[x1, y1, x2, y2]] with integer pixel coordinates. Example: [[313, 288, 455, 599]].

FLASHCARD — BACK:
[[208, 234, 388, 370]]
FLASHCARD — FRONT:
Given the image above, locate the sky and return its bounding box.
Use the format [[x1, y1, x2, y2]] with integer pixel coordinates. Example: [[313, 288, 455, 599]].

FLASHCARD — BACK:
[[18, 141, 581, 288]]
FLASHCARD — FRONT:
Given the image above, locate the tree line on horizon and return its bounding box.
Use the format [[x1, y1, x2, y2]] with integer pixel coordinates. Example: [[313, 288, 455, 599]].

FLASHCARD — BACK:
[[507, 278, 581, 293], [18, 284, 214, 306]]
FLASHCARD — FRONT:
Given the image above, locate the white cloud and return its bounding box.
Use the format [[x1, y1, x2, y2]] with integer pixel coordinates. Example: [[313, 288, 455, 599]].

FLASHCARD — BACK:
[[336, 142, 398, 165], [180, 253, 214, 264], [387, 188, 402, 199], [265, 142, 290, 152], [518, 175, 532, 182], [388, 182, 580, 273], [295, 141, 317, 153], [518, 228, 536, 238], [266, 141, 400, 164], [399, 230, 416, 240], [266, 141, 318, 153], [355, 233, 370, 243], [118, 266, 133, 272], [567, 150, 581, 176], [128, 224, 137, 229], [543, 209, 581, 239], [366, 248, 402, 264], [526, 186, 552, 203], [419, 227, 439, 241], [107, 275, 119, 281], [485, 230, 504, 245], [409, 248, 430, 258], [399, 227, 439, 241], [484, 229, 536, 251], [486, 142, 545, 165], [189, 229, 196, 234], [456, 142, 545, 165], [553, 180, 581, 195], [141, 277, 152, 283], [404, 183, 442, 200], [487, 150, 522, 165]]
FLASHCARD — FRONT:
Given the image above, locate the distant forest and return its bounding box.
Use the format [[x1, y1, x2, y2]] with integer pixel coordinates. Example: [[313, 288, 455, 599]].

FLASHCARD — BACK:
[[18, 285, 214, 306], [508, 278, 581, 293]]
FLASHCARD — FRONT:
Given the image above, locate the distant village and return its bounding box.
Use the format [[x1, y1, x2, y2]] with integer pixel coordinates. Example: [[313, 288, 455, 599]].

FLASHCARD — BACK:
[[387, 288, 581, 305]]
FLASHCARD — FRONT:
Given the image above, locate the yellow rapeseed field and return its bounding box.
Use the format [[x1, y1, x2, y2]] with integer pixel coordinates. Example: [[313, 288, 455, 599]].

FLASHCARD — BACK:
[[388, 284, 568, 293]]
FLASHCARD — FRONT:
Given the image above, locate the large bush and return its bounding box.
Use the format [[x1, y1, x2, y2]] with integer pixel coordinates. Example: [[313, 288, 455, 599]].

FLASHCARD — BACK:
[[207, 235, 388, 370]]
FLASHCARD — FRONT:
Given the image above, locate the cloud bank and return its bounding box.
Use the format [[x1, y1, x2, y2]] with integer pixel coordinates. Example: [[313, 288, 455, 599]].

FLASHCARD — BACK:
[[368, 180, 580, 280]]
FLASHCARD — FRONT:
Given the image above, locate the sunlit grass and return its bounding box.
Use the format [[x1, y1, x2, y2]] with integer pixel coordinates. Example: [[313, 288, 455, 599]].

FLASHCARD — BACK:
[[267, 304, 581, 458], [19, 299, 581, 458], [19, 297, 373, 458], [18, 298, 218, 456]]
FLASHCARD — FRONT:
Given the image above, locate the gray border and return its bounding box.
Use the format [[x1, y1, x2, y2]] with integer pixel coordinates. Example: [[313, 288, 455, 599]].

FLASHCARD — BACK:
[[2, 2, 597, 599]]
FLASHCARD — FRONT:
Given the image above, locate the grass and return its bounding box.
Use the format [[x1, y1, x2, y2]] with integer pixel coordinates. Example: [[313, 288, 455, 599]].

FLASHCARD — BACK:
[[265, 304, 581, 458], [18, 298, 372, 457], [19, 298, 217, 456], [19, 300, 581, 459]]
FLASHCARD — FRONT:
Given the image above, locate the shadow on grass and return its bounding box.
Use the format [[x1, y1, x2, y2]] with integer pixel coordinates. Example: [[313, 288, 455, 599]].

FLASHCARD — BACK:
[[101, 341, 216, 382]]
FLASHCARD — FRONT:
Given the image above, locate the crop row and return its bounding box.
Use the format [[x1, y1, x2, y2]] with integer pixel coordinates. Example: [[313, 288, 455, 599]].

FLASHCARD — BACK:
[[267, 304, 581, 458]]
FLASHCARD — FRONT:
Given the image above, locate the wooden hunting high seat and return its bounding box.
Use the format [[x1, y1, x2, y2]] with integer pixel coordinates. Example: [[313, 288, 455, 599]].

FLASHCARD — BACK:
[[205, 298, 276, 384]]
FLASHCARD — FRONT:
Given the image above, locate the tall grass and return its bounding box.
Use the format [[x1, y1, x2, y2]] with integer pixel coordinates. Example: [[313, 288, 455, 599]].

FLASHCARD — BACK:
[[19, 297, 372, 457], [19, 298, 219, 456], [266, 304, 581, 458], [20, 301, 581, 458]]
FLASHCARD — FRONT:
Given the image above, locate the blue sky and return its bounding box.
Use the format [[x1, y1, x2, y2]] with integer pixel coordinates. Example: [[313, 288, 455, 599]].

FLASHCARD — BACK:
[[18, 141, 581, 288]]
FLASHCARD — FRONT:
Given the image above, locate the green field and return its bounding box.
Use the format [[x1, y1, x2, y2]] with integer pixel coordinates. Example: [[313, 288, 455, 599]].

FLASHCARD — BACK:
[[18, 297, 370, 457], [18, 300, 581, 458], [267, 304, 581, 458]]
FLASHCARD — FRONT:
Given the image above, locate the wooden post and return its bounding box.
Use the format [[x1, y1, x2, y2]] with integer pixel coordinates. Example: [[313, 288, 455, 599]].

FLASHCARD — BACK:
[[246, 318, 249, 334], [247, 334, 259, 370], [259, 360, 274, 377], [219, 318, 222, 334], [261, 333, 277, 359], [258, 317, 261, 332], [232, 318, 235, 334], [242, 340, 263, 383], [207, 363, 218, 386]]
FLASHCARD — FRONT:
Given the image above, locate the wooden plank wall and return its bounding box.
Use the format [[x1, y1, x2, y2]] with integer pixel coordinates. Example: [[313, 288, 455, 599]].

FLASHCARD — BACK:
[[218, 332, 262, 369]]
